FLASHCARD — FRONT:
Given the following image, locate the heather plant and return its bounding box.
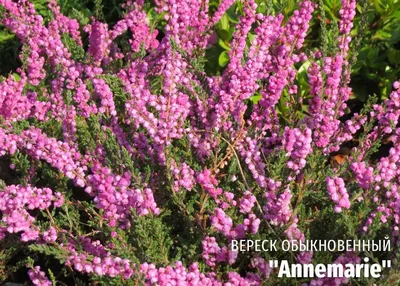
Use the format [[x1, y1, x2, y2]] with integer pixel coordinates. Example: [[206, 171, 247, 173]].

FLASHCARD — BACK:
[[0, 0, 400, 285]]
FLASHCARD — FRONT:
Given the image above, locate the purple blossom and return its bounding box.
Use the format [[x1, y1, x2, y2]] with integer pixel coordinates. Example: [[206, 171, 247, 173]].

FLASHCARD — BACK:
[[326, 176, 351, 212], [28, 266, 52, 286], [282, 127, 312, 174]]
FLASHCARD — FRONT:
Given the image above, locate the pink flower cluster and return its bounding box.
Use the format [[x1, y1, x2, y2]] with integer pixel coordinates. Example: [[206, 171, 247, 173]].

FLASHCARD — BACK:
[[264, 186, 292, 226], [196, 169, 223, 198], [141, 261, 260, 285], [68, 254, 134, 278], [170, 160, 196, 192], [282, 127, 313, 175], [0, 127, 86, 187], [0, 0, 399, 284], [326, 177, 351, 213], [202, 236, 238, 267], [0, 185, 64, 241], [28, 266, 52, 286], [85, 162, 159, 228]]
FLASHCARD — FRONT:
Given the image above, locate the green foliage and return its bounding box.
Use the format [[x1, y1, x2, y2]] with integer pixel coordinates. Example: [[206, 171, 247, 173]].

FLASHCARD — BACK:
[[29, 244, 68, 263], [62, 34, 86, 61], [349, 0, 400, 100], [10, 151, 31, 183], [129, 213, 173, 266], [76, 115, 97, 153], [99, 74, 130, 113]]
